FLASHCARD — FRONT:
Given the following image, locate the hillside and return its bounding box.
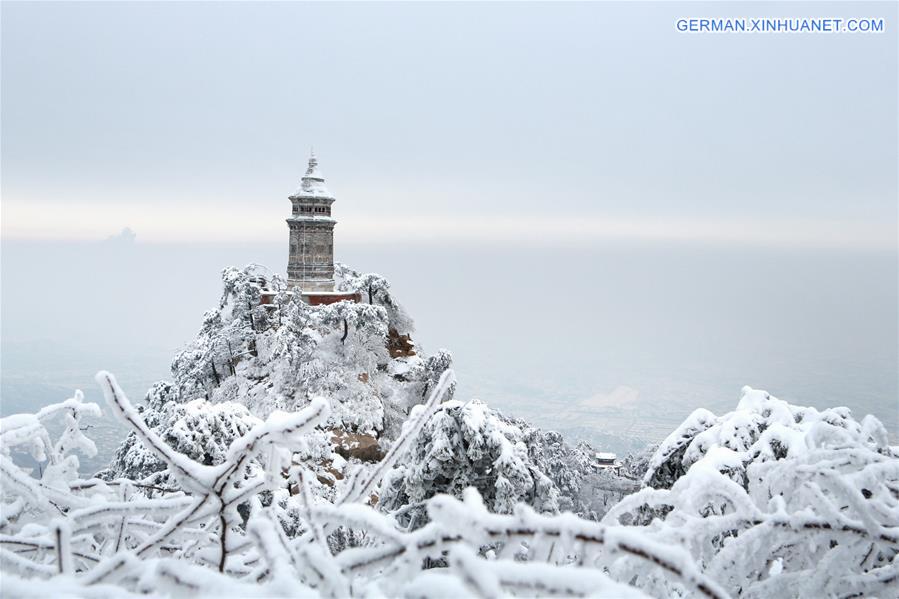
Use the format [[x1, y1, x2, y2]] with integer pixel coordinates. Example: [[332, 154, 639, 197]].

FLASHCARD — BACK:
[[99, 264, 630, 519]]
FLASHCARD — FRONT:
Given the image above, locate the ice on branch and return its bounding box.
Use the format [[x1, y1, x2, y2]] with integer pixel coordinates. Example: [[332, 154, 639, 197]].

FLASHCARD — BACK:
[[0, 371, 712, 598], [605, 386, 899, 598], [379, 398, 635, 527]]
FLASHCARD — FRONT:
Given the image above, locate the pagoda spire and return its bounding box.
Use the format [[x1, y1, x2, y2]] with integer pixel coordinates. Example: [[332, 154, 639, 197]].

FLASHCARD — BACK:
[[293, 150, 329, 196]]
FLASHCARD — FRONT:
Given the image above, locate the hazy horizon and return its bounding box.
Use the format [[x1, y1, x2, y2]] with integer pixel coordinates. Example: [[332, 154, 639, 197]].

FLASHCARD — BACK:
[[3, 237, 897, 459]]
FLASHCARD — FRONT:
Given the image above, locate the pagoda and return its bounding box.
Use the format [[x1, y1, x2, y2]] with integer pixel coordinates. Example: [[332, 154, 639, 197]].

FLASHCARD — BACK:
[[286, 152, 336, 292], [283, 152, 360, 306]]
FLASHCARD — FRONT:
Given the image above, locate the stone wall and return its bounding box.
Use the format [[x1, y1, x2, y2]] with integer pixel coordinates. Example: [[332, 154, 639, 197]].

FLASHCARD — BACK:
[[286, 218, 335, 290]]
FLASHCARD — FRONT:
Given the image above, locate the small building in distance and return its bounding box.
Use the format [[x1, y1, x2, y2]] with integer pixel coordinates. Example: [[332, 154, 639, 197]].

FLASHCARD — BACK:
[[595, 452, 621, 476]]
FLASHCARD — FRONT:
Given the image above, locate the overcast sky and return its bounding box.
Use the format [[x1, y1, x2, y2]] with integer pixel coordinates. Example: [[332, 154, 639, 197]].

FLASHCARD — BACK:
[[2, 1, 896, 249]]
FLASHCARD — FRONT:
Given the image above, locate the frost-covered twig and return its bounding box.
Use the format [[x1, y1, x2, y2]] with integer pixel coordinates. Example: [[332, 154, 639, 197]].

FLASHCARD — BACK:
[[2, 375, 895, 599], [338, 368, 455, 505], [96, 370, 330, 571]]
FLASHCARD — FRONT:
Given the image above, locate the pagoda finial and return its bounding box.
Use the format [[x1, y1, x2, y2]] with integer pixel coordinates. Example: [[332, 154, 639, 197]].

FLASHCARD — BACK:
[[306, 148, 319, 175]]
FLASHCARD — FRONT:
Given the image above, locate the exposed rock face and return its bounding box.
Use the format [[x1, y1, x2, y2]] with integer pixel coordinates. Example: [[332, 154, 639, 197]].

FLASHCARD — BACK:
[[331, 429, 385, 463], [387, 328, 416, 358]]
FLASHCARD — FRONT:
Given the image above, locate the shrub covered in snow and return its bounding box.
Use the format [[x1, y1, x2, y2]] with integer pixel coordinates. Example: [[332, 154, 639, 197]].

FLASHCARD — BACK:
[[379, 399, 631, 527], [605, 386, 899, 598], [100, 383, 251, 480], [335, 263, 415, 336], [619, 442, 658, 481], [643, 386, 892, 490], [2, 375, 897, 598]]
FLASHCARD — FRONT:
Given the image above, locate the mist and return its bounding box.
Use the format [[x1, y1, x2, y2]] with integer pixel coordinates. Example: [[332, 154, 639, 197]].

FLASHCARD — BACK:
[[3, 236, 896, 459]]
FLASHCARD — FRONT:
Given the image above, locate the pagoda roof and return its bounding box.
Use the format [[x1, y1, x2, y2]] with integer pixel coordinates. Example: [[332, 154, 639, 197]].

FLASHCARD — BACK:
[[290, 151, 334, 199]]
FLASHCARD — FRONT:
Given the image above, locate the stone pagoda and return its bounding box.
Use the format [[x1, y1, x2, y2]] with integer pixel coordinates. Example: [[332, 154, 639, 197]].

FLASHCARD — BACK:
[[286, 152, 336, 292]]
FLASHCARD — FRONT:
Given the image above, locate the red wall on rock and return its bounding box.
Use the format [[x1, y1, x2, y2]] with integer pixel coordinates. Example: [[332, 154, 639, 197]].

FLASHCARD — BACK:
[[303, 292, 362, 306]]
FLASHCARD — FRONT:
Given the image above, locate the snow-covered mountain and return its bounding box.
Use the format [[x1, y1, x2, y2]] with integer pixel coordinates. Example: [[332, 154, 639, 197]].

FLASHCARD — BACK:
[[1, 264, 896, 598], [99, 264, 627, 517]]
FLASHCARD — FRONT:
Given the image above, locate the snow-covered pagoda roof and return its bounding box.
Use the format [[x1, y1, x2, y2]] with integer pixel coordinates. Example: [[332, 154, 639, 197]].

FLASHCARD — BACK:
[[290, 151, 334, 199]]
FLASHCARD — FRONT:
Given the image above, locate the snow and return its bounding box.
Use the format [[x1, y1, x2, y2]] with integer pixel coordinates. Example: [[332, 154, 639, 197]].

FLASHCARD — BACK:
[[2, 264, 897, 598], [290, 153, 333, 199], [609, 385, 899, 598], [4, 372, 897, 599]]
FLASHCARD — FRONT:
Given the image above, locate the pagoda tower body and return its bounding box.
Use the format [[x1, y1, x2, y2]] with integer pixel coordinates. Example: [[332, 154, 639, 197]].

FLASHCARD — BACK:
[[286, 153, 336, 291]]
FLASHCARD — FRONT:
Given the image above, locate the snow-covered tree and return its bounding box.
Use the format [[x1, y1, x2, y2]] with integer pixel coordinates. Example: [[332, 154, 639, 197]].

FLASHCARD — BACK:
[[619, 442, 658, 481], [604, 386, 899, 598], [317, 300, 390, 374], [335, 262, 415, 335], [379, 399, 623, 527], [101, 394, 267, 486], [642, 385, 888, 491], [2, 376, 896, 599]]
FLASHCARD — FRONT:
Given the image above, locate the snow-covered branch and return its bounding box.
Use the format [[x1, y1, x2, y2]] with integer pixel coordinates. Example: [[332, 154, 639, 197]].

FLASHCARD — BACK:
[[338, 368, 455, 505], [2, 376, 896, 599]]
